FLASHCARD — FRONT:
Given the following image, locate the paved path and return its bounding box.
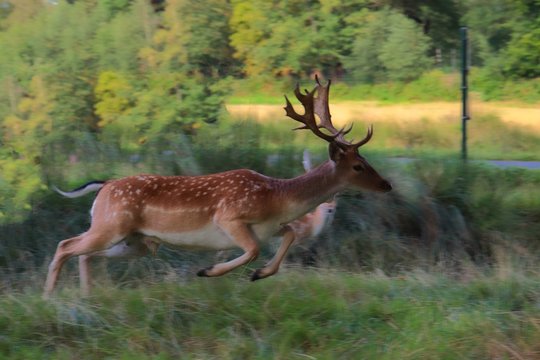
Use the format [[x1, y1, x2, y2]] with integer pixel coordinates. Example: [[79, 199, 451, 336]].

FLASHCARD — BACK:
[[389, 158, 540, 170], [483, 160, 540, 170]]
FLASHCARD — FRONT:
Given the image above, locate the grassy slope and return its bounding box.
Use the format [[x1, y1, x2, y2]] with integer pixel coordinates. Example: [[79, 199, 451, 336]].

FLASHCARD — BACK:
[[2, 271, 540, 359]]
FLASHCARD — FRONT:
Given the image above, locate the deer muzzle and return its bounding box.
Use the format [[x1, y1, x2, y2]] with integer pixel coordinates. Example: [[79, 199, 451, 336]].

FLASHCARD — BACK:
[[379, 179, 392, 193]]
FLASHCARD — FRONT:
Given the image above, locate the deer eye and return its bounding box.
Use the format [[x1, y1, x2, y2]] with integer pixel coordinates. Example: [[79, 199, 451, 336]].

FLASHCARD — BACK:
[[353, 165, 365, 172]]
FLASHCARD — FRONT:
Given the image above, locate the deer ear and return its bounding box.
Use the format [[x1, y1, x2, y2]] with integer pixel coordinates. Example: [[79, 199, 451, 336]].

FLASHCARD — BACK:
[[328, 142, 345, 162]]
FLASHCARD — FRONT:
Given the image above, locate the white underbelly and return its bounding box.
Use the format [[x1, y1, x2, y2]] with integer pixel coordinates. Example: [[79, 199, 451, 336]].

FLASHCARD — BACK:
[[140, 224, 236, 250]]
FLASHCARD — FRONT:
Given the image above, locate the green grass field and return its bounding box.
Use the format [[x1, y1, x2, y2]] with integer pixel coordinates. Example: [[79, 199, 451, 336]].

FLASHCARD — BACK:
[[2, 270, 540, 359]]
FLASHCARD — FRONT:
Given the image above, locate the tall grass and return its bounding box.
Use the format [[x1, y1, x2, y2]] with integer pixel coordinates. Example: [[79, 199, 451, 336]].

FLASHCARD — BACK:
[[1, 272, 540, 359], [223, 110, 540, 160]]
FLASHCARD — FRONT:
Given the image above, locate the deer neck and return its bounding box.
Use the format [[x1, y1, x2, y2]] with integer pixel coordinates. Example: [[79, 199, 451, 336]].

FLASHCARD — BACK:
[[277, 160, 342, 216]]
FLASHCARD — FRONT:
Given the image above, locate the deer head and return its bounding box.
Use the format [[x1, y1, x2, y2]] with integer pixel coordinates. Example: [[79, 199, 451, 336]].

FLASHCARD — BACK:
[[284, 76, 392, 193]]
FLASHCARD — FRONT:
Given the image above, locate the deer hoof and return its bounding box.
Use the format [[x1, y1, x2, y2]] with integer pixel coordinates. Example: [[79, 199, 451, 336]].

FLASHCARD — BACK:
[[251, 269, 266, 281], [197, 266, 213, 277]]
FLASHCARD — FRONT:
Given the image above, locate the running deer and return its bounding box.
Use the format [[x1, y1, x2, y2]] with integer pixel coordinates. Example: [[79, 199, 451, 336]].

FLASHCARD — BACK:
[[73, 151, 337, 295], [44, 77, 391, 297]]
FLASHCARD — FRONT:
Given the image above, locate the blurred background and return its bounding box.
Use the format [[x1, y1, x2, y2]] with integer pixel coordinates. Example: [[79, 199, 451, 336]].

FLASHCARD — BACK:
[[0, 1, 539, 357], [1, 0, 539, 274]]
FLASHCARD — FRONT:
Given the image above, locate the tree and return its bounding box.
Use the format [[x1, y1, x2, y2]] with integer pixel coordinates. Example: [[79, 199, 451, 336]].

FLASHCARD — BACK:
[[1, 75, 53, 221], [344, 9, 431, 82], [0, 0, 228, 221], [374, 0, 460, 54], [503, 28, 540, 78], [230, 0, 363, 78], [343, 9, 390, 83], [462, 0, 540, 79], [379, 11, 432, 81]]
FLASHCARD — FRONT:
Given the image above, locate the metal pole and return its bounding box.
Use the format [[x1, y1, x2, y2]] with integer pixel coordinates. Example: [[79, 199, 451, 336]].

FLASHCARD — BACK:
[[460, 27, 470, 160]]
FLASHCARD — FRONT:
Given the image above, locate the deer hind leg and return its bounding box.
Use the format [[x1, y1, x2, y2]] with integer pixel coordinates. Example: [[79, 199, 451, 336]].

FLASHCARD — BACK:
[[79, 236, 159, 296], [251, 225, 296, 281], [78, 254, 92, 296], [43, 231, 125, 298], [197, 220, 260, 278]]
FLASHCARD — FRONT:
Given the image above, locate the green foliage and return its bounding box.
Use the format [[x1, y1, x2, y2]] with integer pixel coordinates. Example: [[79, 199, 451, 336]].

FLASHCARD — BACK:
[[378, 12, 432, 81], [0, 75, 53, 220], [0, 0, 227, 220], [462, 0, 518, 63], [344, 70, 459, 102], [464, 0, 540, 81], [94, 71, 133, 128], [471, 67, 540, 102], [228, 70, 461, 103], [343, 9, 389, 83], [503, 27, 540, 78], [230, 0, 368, 78], [345, 9, 432, 82], [93, 1, 152, 72]]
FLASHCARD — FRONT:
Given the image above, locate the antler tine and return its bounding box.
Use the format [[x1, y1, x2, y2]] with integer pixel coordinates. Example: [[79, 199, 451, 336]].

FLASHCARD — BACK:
[[313, 76, 336, 132], [284, 85, 339, 144], [313, 75, 355, 150], [335, 123, 353, 142], [293, 83, 312, 103], [341, 123, 353, 136], [284, 95, 307, 129], [352, 124, 374, 150]]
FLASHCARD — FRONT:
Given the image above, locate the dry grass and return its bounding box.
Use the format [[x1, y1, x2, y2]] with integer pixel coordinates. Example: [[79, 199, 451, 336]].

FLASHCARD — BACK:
[[226, 101, 540, 134]]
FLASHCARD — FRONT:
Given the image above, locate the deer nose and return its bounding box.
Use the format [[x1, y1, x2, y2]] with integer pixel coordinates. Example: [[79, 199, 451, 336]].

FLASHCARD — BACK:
[[380, 180, 392, 192]]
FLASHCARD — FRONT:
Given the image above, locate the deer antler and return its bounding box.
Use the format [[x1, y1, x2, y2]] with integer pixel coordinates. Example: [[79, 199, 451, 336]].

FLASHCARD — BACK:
[[352, 124, 373, 150], [285, 76, 373, 151], [313, 76, 341, 134], [284, 85, 340, 145]]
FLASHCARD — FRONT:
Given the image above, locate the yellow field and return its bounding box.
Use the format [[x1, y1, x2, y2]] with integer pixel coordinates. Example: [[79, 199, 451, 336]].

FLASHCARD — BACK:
[[227, 101, 540, 134]]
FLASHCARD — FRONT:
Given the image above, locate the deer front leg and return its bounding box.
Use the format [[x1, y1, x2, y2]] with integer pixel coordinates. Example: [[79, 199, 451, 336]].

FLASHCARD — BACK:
[[251, 225, 296, 281], [197, 220, 259, 277]]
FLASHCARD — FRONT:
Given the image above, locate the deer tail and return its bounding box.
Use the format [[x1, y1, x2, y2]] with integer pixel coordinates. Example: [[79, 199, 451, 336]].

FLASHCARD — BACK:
[[52, 181, 106, 198]]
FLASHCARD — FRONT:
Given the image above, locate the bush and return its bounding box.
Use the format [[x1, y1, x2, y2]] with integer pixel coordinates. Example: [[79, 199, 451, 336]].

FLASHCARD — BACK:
[[471, 67, 540, 103]]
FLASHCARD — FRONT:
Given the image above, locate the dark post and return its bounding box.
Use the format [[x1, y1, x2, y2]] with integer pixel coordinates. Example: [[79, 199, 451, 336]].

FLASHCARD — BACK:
[[460, 27, 470, 160]]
